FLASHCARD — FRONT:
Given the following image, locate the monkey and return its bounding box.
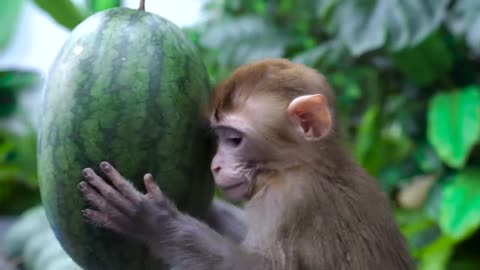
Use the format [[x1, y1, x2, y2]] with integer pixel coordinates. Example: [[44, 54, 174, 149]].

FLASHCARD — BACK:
[[78, 58, 415, 270]]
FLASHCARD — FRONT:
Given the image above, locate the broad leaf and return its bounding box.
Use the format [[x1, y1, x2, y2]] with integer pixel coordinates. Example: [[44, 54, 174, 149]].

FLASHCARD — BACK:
[[0, 0, 24, 50], [199, 16, 287, 67], [34, 0, 86, 30], [393, 33, 453, 87], [439, 169, 480, 241], [292, 40, 347, 69], [292, 43, 330, 67], [327, 0, 448, 55], [86, 0, 121, 13], [427, 86, 480, 168], [448, 0, 480, 54]]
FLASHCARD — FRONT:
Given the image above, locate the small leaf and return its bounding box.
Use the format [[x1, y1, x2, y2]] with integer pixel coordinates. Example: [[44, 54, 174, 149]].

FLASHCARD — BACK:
[[439, 169, 480, 241], [427, 86, 480, 168], [0, 0, 24, 50], [34, 0, 86, 30], [86, 0, 121, 13]]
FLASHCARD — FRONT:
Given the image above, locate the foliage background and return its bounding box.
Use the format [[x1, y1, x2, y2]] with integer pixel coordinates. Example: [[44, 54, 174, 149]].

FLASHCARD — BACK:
[[1, 0, 480, 269]]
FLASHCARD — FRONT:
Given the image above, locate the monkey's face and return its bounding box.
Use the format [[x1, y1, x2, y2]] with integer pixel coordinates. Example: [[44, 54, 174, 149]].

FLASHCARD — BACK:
[[210, 124, 259, 201], [208, 89, 333, 201], [209, 109, 279, 201]]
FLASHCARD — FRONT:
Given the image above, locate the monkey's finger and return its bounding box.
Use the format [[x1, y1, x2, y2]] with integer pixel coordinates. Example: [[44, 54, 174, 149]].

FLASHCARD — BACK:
[[144, 173, 163, 201], [82, 209, 123, 233], [99, 161, 143, 203], [82, 168, 133, 214], [78, 181, 129, 214]]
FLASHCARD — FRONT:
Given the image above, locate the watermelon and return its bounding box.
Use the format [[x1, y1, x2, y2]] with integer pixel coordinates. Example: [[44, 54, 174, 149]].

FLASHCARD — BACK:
[[37, 6, 214, 270]]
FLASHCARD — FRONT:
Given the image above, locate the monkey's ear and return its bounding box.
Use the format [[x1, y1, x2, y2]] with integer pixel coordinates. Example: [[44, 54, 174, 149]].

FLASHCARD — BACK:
[[287, 94, 331, 141]]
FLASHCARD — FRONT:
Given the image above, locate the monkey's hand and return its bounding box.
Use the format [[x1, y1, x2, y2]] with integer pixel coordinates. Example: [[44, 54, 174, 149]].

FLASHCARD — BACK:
[[78, 161, 178, 244], [79, 162, 269, 270]]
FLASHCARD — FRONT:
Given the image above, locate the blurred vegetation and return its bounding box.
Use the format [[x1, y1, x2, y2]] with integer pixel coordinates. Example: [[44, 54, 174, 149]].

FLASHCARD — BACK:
[[1, 0, 480, 269], [0, 0, 123, 215]]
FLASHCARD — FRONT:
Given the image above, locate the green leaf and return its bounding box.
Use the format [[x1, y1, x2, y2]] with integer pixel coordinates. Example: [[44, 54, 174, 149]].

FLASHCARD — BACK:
[[447, 0, 480, 54], [292, 40, 347, 69], [0, 0, 24, 50], [439, 169, 480, 241], [354, 105, 413, 176], [393, 33, 453, 87], [395, 209, 439, 254], [292, 43, 330, 67], [199, 16, 287, 67], [0, 89, 17, 117], [427, 86, 480, 168], [0, 140, 15, 163], [0, 70, 40, 90], [354, 105, 380, 165], [86, 0, 121, 13], [0, 164, 19, 182], [414, 142, 443, 173], [328, 0, 448, 55], [417, 235, 455, 270], [12, 132, 38, 185], [33, 0, 86, 30]]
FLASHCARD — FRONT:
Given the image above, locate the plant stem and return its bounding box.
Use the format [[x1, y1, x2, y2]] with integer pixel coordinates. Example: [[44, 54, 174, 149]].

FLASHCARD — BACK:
[[139, 0, 145, 11]]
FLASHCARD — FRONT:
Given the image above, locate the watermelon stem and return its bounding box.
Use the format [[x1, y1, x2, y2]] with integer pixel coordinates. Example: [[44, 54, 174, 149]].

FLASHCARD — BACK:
[[139, 0, 145, 11]]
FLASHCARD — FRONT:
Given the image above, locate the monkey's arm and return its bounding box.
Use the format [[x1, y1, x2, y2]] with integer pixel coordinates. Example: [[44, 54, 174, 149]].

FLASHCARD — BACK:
[[79, 162, 270, 270], [205, 198, 247, 243]]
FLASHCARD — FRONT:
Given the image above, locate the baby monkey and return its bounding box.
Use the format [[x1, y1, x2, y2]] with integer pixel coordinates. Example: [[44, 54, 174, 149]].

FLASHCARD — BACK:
[[79, 59, 415, 269]]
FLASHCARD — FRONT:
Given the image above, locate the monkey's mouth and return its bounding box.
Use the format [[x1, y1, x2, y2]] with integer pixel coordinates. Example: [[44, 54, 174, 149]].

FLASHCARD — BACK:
[[221, 182, 244, 191]]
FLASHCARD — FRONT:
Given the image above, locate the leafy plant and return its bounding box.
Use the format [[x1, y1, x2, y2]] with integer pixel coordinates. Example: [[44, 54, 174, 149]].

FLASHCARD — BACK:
[[0, 70, 41, 215]]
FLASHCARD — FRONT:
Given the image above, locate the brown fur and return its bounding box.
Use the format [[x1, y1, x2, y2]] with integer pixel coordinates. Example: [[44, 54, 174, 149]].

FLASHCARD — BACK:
[[211, 58, 415, 269]]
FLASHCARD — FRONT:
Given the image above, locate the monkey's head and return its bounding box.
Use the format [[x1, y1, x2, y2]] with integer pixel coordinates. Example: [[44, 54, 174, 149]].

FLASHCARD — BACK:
[[207, 58, 337, 201]]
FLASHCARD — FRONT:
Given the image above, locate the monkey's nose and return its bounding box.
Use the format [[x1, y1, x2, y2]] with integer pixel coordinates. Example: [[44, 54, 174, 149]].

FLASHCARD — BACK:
[[212, 166, 221, 174]]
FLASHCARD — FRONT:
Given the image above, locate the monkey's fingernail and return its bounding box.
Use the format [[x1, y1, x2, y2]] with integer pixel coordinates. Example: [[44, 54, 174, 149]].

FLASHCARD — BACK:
[[78, 182, 87, 190], [100, 161, 111, 172], [82, 169, 91, 178]]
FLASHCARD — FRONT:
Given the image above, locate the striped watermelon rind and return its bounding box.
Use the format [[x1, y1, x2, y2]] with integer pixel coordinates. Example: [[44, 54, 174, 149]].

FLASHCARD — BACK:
[[38, 7, 214, 270]]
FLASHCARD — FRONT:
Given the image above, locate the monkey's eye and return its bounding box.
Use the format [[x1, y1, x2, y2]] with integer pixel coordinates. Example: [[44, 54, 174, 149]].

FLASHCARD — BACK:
[[215, 127, 244, 148], [226, 136, 243, 147]]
